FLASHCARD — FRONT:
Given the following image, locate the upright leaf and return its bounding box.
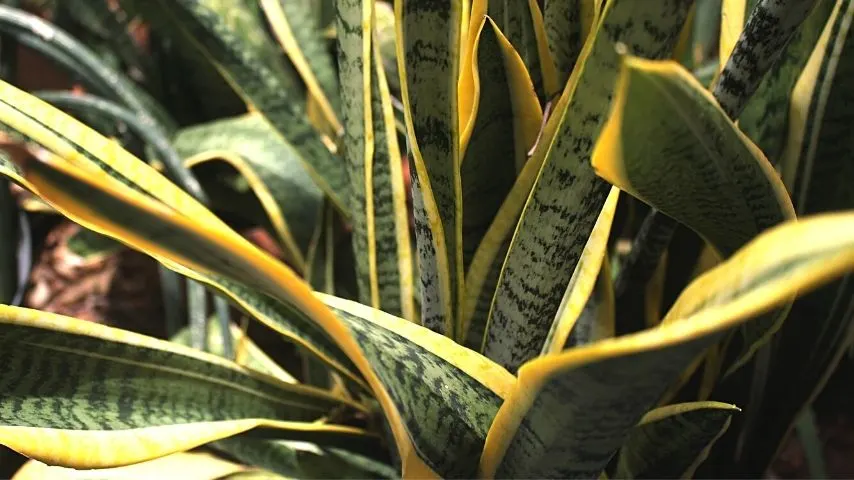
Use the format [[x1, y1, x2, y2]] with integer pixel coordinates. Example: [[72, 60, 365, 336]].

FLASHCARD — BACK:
[[482, 0, 694, 371], [337, 0, 415, 320], [461, 18, 542, 278], [260, 0, 341, 135], [738, 0, 834, 164], [543, 0, 585, 89], [713, 0, 819, 118], [396, 0, 464, 337]]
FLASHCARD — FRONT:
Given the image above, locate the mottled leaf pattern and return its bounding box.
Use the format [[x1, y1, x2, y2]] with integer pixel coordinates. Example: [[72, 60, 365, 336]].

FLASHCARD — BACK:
[[541, 187, 619, 354], [397, 0, 464, 337], [714, 0, 819, 118], [174, 113, 324, 272], [321, 295, 513, 479], [483, 0, 694, 372], [615, 402, 738, 478], [126, 0, 350, 214], [543, 0, 584, 89], [0, 304, 357, 468], [337, 0, 415, 320], [739, 0, 834, 164], [481, 211, 854, 479]]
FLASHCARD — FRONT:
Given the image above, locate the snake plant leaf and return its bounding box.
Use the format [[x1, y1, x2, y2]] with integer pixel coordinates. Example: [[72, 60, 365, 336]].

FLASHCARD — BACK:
[[738, 0, 834, 164], [396, 0, 464, 337], [482, 0, 694, 372], [543, 0, 585, 90], [713, 0, 819, 118], [0, 304, 364, 469], [124, 0, 350, 216], [173, 113, 324, 273], [461, 17, 542, 278], [489, 0, 553, 102], [745, 0, 854, 470], [319, 294, 515, 478], [5, 134, 517, 477], [460, 143, 543, 349], [259, 0, 341, 136], [375, 1, 400, 94], [212, 437, 397, 479], [12, 453, 251, 480], [592, 55, 795, 259], [542, 187, 619, 354], [306, 202, 336, 295], [337, 0, 415, 320], [480, 211, 854, 479], [592, 55, 796, 371], [0, 120, 363, 387], [615, 402, 739, 479], [172, 320, 298, 384]]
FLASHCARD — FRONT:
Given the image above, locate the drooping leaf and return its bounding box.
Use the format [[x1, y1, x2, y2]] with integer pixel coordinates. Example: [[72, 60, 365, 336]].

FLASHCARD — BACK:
[[479, 211, 854, 479], [615, 402, 739, 478], [337, 0, 415, 320], [174, 113, 324, 273], [396, 0, 464, 337], [2, 87, 519, 479], [123, 0, 350, 215], [0, 304, 364, 469], [482, 0, 694, 372], [592, 55, 796, 369]]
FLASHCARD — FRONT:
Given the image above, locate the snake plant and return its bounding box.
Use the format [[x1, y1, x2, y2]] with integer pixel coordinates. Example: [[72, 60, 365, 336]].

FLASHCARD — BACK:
[[0, 0, 851, 478]]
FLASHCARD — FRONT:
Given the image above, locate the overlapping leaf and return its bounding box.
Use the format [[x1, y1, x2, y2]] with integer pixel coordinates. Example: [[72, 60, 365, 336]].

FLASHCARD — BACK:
[[480, 210, 854, 478], [482, 0, 694, 372], [0, 304, 363, 469]]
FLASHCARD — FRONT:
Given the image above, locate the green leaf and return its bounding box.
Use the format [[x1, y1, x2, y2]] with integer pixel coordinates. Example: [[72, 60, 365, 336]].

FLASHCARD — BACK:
[[171, 319, 298, 384], [713, 0, 819, 118], [336, 0, 415, 320], [479, 211, 854, 479], [615, 402, 739, 479], [543, 0, 585, 90], [738, 0, 834, 164], [482, 0, 694, 372], [1, 92, 518, 478], [0, 304, 363, 469], [174, 113, 324, 273], [489, 0, 553, 102], [396, 0, 464, 338], [212, 437, 398, 479], [460, 17, 541, 288], [260, 0, 341, 135], [124, 0, 350, 215], [320, 295, 513, 478], [591, 55, 796, 371], [541, 187, 619, 353], [743, 0, 854, 469]]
